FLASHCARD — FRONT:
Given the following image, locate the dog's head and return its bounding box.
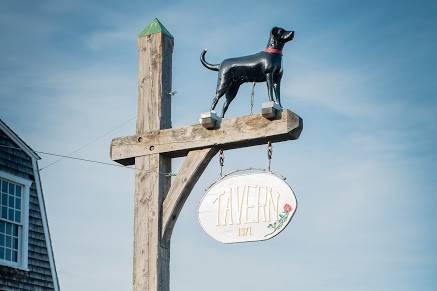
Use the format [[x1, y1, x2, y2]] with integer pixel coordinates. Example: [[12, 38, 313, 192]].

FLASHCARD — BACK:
[[268, 27, 294, 49]]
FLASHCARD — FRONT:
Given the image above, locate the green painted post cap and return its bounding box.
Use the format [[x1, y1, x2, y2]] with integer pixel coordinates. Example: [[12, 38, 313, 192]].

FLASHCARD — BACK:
[[138, 18, 173, 38]]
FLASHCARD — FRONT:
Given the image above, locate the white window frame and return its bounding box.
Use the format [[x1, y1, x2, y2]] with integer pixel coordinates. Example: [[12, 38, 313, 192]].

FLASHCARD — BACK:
[[0, 170, 31, 271]]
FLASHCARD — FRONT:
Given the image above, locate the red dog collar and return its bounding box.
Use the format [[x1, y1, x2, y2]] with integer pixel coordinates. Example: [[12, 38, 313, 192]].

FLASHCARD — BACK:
[[264, 48, 282, 55]]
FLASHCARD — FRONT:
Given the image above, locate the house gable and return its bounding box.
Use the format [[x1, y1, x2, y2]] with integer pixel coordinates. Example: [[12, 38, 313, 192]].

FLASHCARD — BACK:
[[0, 121, 59, 291]]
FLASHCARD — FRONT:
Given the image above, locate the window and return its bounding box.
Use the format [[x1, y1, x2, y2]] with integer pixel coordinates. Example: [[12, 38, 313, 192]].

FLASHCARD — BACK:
[[0, 172, 30, 270]]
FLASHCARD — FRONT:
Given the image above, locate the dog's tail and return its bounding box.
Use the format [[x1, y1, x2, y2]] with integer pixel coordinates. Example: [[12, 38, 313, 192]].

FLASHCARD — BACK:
[[200, 49, 220, 71]]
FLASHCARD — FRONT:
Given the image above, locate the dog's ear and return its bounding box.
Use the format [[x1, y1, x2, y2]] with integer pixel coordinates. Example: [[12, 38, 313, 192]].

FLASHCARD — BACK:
[[271, 27, 280, 37]]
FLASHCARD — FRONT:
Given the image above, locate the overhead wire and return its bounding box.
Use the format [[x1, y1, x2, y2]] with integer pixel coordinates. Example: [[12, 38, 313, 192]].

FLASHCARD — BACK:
[[37, 150, 135, 170], [0, 144, 135, 170], [0, 143, 176, 176], [39, 116, 136, 171]]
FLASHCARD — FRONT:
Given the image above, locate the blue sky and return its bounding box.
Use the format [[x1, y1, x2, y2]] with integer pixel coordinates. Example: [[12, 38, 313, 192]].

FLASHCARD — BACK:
[[1, 0, 436, 290]]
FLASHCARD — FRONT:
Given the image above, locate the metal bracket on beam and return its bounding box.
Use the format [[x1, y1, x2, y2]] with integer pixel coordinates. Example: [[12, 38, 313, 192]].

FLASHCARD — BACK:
[[262, 101, 282, 119], [199, 111, 221, 129]]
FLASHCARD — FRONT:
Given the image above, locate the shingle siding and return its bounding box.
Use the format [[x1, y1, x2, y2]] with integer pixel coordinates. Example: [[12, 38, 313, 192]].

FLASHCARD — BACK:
[[0, 130, 55, 290]]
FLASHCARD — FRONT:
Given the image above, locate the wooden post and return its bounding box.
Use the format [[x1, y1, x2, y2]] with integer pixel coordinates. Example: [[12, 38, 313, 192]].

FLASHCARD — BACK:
[[133, 18, 173, 291]]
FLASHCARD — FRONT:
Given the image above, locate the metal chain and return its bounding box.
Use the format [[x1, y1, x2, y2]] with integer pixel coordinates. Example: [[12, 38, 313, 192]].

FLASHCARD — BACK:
[[219, 149, 224, 177], [250, 82, 256, 114], [267, 141, 272, 172]]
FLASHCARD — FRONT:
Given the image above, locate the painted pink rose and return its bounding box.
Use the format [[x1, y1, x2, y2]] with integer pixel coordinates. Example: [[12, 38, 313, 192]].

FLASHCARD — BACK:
[[284, 203, 293, 213]]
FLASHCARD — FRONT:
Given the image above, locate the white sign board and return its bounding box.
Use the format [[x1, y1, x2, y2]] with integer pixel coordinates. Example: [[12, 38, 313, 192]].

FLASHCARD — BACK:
[[198, 171, 296, 243]]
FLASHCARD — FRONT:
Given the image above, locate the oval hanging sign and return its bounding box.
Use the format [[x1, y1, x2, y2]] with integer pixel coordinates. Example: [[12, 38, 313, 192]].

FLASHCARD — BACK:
[[198, 171, 297, 243]]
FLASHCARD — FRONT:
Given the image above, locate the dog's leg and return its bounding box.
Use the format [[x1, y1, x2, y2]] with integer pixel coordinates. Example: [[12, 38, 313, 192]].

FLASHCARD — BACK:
[[273, 72, 283, 107], [211, 77, 227, 111], [211, 91, 225, 111], [221, 85, 239, 118], [274, 80, 282, 107], [221, 99, 229, 118], [266, 73, 274, 102]]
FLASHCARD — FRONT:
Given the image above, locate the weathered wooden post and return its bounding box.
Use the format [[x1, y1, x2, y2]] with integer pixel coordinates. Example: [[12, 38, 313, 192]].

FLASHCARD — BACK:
[[133, 18, 173, 291], [111, 18, 302, 291]]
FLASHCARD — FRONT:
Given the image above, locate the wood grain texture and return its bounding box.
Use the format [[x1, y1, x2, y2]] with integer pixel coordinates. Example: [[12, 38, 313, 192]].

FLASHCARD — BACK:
[[136, 33, 173, 133], [162, 147, 218, 242], [111, 110, 303, 165], [133, 32, 173, 291], [133, 155, 171, 291]]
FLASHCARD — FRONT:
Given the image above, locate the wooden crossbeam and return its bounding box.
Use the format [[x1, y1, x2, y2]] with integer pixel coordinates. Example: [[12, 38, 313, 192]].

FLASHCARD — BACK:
[[111, 109, 303, 166]]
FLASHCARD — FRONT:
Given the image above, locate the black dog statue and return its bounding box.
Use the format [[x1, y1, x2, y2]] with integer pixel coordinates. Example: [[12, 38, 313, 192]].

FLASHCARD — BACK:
[[200, 26, 294, 118]]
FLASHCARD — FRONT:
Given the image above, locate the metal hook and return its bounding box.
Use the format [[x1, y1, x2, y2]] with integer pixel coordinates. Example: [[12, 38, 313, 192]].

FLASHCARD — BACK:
[[250, 82, 256, 114], [219, 149, 224, 177], [267, 141, 272, 172]]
